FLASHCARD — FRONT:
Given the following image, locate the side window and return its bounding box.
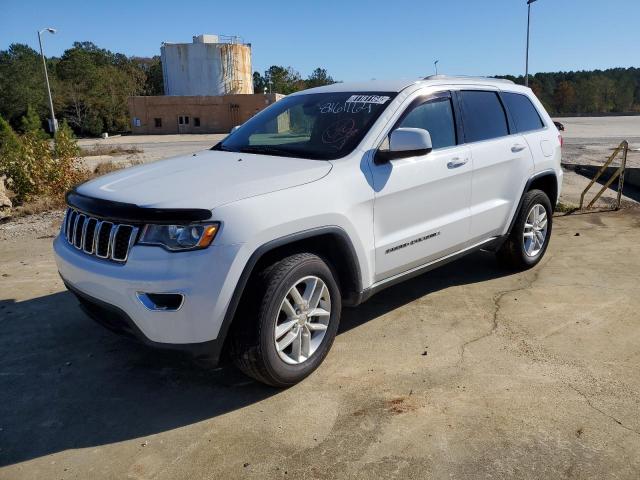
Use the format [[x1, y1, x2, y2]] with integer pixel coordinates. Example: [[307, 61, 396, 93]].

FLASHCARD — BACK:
[[502, 92, 544, 133], [459, 91, 509, 142], [397, 97, 457, 149]]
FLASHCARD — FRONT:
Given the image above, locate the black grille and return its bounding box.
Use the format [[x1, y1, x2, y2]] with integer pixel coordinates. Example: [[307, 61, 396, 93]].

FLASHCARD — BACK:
[[63, 208, 138, 263], [113, 225, 134, 261]]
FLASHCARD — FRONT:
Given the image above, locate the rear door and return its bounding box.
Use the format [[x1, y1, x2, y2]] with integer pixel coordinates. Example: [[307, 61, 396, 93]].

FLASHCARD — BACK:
[[456, 89, 534, 241], [371, 92, 473, 281], [501, 92, 558, 199]]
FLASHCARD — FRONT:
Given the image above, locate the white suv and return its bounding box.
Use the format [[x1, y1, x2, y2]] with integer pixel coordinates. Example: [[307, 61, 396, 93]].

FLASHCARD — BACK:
[[54, 76, 562, 386]]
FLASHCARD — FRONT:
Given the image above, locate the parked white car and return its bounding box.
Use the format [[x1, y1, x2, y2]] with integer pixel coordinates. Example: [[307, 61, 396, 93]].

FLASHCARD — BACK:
[[54, 76, 562, 386]]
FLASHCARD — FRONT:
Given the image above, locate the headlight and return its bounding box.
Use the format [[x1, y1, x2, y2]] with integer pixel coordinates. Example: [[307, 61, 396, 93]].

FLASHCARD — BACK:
[[139, 223, 220, 251]]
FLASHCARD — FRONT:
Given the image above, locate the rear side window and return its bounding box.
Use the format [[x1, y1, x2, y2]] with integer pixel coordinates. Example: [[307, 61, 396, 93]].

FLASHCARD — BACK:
[[398, 97, 457, 149], [502, 92, 544, 132], [459, 91, 509, 142]]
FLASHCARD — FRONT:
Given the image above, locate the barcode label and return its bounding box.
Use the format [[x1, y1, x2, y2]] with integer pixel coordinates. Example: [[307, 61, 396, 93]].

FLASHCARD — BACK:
[[345, 95, 390, 104]]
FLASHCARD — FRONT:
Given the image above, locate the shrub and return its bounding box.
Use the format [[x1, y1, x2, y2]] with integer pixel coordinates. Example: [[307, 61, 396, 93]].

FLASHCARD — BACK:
[[0, 116, 87, 204]]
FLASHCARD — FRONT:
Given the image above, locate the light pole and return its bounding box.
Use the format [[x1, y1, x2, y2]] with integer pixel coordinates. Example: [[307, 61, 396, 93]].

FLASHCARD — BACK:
[[37, 27, 57, 134], [434, 60, 439, 76], [525, 0, 538, 87]]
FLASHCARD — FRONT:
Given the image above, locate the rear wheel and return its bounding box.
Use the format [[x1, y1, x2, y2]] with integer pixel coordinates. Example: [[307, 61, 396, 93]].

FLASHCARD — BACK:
[[231, 253, 341, 387], [497, 189, 552, 270]]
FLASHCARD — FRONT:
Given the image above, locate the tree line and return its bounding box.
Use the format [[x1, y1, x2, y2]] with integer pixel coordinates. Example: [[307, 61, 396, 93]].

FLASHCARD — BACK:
[[2, 40, 639, 138], [0, 42, 164, 137], [498, 68, 640, 115]]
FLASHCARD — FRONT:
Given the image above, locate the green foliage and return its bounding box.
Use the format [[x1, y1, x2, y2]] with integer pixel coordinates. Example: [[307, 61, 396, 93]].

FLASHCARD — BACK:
[[0, 42, 160, 137], [19, 105, 47, 137], [0, 115, 32, 199], [305, 68, 335, 89], [55, 42, 147, 136], [0, 116, 86, 204], [496, 68, 640, 114], [0, 44, 48, 128], [253, 66, 337, 94], [134, 56, 164, 95]]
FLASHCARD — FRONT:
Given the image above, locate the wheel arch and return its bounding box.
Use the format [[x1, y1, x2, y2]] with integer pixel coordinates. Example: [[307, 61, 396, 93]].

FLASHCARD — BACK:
[[216, 226, 363, 361], [506, 169, 558, 237]]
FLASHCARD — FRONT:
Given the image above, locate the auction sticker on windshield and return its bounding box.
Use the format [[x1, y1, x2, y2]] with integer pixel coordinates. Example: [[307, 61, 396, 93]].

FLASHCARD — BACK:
[[345, 95, 391, 104]]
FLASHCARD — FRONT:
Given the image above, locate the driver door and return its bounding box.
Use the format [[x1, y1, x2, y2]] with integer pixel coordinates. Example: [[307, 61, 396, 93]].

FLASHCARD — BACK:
[[370, 92, 473, 282]]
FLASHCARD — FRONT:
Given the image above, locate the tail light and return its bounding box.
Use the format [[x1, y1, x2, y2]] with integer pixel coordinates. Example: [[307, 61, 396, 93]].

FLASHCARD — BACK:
[[558, 135, 563, 147]]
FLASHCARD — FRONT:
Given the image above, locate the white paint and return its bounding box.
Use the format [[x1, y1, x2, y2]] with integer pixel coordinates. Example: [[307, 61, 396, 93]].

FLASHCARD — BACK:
[[55, 78, 562, 346]]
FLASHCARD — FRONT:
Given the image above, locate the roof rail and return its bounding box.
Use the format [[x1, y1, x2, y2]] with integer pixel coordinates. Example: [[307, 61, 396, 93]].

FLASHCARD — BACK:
[[423, 75, 515, 84]]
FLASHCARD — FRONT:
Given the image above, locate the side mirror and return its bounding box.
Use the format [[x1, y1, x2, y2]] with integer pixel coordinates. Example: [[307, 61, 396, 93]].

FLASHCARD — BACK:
[[231, 125, 241, 133], [375, 128, 433, 163]]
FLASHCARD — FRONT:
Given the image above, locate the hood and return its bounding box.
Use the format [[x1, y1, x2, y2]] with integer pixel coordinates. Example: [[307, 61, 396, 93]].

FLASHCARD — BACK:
[[77, 150, 332, 210]]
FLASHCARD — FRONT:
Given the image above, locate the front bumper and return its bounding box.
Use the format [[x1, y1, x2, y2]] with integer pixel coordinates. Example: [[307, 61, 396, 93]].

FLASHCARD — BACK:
[[53, 234, 244, 349]]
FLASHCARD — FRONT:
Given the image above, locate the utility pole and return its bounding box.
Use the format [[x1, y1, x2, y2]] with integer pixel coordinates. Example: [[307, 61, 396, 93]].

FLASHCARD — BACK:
[[525, 0, 538, 87], [38, 27, 57, 133]]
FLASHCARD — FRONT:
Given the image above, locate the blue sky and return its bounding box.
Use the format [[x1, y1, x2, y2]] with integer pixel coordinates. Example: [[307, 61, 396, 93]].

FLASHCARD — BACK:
[[2, 0, 639, 81]]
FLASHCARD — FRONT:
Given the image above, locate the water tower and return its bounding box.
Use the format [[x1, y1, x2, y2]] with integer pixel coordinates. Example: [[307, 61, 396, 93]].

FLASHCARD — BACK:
[[161, 34, 253, 96]]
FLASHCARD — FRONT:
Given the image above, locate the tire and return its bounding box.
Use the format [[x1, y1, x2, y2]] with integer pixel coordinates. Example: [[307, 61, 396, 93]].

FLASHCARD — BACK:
[[497, 189, 553, 270], [230, 253, 342, 387]]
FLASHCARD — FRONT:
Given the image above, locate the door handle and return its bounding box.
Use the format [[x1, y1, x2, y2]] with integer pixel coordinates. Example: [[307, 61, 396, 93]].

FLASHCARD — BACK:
[[447, 157, 468, 169], [511, 144, 527, 153]]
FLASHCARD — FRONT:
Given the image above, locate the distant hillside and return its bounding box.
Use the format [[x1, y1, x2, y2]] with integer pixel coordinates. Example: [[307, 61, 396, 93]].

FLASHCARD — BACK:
[[497, 68, 640, 115]]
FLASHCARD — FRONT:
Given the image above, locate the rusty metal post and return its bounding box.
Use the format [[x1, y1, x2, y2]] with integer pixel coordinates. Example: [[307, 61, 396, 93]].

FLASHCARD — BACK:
[[579, 140, 628, 210], [615, 141, 628, 210]]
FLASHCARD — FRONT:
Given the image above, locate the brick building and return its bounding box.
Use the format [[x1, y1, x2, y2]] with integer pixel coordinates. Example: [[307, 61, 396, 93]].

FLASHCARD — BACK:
[[128, 93, 284, 134]]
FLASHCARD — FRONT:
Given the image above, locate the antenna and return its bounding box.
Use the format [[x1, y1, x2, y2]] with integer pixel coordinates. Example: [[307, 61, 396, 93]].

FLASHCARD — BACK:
[[434, 60, 439, 76]]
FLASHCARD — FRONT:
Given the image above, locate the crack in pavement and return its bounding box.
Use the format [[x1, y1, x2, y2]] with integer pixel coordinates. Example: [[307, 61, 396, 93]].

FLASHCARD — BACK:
[[569, 385, 640, 437], [457, 257, 550, 367]]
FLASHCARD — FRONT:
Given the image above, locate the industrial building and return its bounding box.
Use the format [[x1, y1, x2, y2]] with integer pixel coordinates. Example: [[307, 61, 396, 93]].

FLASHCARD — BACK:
[[128, 93, 283, 134], [129, 34, 280, 134]]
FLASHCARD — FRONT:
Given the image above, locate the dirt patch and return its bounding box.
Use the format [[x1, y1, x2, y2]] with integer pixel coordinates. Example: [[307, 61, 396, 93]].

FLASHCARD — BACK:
[[384, 396, 420, 415]]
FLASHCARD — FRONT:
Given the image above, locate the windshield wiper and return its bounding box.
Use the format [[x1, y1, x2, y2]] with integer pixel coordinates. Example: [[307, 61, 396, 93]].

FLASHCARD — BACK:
[[238, 145, 308, 158]]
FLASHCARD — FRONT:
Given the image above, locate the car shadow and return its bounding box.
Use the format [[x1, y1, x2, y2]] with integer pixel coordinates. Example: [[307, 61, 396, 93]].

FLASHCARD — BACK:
[[0, 250, 510, 467], [340, 250, 511, 333]]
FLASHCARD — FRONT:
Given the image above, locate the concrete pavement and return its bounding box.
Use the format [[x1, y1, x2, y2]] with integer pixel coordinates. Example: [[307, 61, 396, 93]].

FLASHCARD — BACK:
[[1, 209, 639, 479]]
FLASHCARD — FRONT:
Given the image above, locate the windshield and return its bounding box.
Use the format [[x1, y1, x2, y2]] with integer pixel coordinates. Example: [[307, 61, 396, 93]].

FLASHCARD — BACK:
[[213, 92, 397, 160]]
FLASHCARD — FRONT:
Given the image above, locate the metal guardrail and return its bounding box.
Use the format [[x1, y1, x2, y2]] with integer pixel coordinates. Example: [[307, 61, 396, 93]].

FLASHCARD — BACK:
[[579, 140, 629, 210]]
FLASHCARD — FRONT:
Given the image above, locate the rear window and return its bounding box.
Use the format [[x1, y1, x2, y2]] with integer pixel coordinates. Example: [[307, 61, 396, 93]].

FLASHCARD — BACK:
[[459, 91, 509, 143], [502, 92, 545, 133]]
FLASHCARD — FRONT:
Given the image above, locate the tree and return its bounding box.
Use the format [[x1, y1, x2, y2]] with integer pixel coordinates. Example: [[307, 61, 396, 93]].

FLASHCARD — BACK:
[[253, 71, 267, 93], [55, 42, 146, 135], [19, 105, 46, 136], [0, 44, 48, 127], [264, 66, 304, 95], [553, 81, 577, 113], [134, 56, 164, 95], [305, 68, 335, 88]]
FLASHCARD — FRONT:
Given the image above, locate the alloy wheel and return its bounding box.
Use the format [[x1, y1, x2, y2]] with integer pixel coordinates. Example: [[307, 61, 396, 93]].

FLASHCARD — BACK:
[[274, 276, 331, 365], [523, 203, 548, 257]]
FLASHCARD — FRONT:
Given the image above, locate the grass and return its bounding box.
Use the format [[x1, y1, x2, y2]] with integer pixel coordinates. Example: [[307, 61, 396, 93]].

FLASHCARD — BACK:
[[555, 201, 578, 213], [80, 144, 143, 157]]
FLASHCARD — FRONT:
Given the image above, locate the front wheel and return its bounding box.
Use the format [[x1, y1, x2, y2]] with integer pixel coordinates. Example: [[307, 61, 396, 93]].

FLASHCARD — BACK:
[[497, 189, 553, 270], [231, 253, 341, 387]]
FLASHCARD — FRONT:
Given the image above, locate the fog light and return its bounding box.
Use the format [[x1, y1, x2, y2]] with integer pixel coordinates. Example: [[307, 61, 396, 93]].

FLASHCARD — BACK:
[[137, 292, 184, 311]]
